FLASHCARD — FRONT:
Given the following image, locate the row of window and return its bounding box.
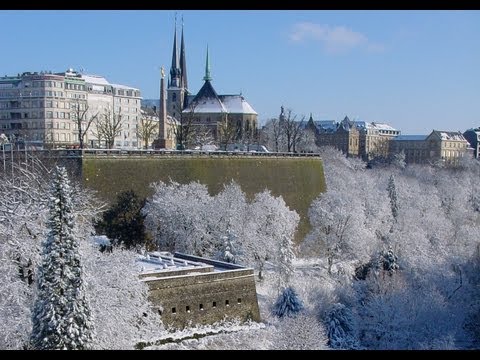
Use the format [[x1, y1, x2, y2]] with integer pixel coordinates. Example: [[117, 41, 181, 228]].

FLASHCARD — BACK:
[[170, 298, 242, 315], [0, 90, 66, 98], [0, 100, 88, 110]]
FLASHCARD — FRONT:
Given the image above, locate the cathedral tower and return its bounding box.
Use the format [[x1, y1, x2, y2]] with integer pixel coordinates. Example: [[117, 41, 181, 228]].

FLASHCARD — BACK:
[[167, 18, 188, 121]]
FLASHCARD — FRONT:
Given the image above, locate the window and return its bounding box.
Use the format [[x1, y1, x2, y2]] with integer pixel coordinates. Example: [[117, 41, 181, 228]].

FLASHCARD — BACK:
[[172, 93, 177, 102], [237, 298, 242, 304], [199, 304, 204, 310], [225, 300, 229, 307], [171, 307, 176, 314], [186, 306, 190, 313], [212, 302, 216, 308]]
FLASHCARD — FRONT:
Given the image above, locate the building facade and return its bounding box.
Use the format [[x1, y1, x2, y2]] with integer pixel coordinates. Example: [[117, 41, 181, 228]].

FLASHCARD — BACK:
[[315, 116, 360, 157], [355, 121, 400, 161], [0, 70, 142, 149], [309, 116, 398, 160], [391, 130, 471, 165], [138, 252, 261, 329]]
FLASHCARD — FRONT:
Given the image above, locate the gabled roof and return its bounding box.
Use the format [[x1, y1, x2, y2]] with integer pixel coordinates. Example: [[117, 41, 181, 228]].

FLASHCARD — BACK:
[[314, 120, 337, 132], [219, 95, 257, 115], [184, 80, 226, 114], [430, 130, 467, 142]]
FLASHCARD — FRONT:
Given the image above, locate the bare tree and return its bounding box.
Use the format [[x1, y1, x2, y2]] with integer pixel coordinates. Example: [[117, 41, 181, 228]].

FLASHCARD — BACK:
[[282, 109, 305, 153], [136, 110, 158, 149], [192, 124, 215, 149], [169, 102, 197, 150], [240, 121, 258, 151], [71, 99, 98, 149], [261, 118, 284, 152], [218, 114, 237, 151], [93, 108, 123, 149], [297, 128, 318, 153]]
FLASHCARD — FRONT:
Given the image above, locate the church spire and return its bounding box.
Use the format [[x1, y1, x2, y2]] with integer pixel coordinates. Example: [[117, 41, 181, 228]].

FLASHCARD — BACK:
[[180, 16, 188, 91], [203, 45, 212, 82], [169, 17, 181, 87]]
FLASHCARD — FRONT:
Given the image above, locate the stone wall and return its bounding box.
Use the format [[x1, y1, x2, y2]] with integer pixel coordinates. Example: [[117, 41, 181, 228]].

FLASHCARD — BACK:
[[144, 268, 261, 329]]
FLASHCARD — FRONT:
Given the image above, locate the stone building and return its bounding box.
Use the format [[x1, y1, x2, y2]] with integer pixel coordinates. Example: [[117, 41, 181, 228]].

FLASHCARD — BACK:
[[309, 116, 398, 160], [355, 121, 400, 161], [315, 116, 360, 157], [391, 130, 471, 165], [0, 69, 141, 149], [138, 252, 261, 329], [155, 21, 257, 149]]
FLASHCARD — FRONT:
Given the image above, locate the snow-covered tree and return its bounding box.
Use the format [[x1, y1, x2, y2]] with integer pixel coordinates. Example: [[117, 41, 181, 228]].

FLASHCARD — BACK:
[[272, 286, 304, 318], [276, 232, 296, 287], [387, 174, 398, 221], [391, 150, 406, 169], [273, 313, 328, 350], [143, 181, 213, 255], [323, 303, 360, 349], [30, 166, 94, 350], [144, 181, 299, 279], [81, 242, 164, 349], [247, 190, 299, 279], [379, 247, 399, 274], [219, 230, 240, 264]]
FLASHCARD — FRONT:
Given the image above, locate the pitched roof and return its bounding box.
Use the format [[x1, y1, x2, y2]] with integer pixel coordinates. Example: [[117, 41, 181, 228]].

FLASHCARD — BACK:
[[219, 95, 257, 115], [184, 80, 226, 114], [431, 130, 467, 142]]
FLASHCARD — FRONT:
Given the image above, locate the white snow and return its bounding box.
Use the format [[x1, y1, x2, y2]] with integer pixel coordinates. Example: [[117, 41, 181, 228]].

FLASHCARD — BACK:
[[220, 95, 257, 115]]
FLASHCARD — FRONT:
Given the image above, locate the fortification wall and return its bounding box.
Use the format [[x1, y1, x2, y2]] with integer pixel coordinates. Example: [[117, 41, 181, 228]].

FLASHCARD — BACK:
[[82, 155, 325, 243], [145, 268, 260, 329]]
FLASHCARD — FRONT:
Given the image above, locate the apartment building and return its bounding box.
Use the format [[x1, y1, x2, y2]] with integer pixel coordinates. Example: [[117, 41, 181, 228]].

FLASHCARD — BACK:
[[0, 69, 141, 149]]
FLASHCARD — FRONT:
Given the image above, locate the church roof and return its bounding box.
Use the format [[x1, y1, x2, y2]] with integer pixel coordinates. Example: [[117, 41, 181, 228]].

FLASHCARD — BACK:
[[184, 80, 226, 113], [219, 95, 257, 115], [183, 81, 257, 115]]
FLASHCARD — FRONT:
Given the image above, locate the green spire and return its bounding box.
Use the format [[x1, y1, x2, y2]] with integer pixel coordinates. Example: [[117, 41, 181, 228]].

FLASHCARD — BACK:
[[203, 45, 212, 82]]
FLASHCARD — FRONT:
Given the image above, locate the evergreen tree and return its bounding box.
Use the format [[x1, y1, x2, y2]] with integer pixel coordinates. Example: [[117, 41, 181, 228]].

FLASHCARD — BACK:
[[220, 229, 240, 264], [276, 233, 295, 288], [95, 190, 152, 250], [387, 174, 399, 221], [324, 303, 360, 349], [30, 166, 94, 350], [379, 246, 399, 274], [272, 286, 304, 318]]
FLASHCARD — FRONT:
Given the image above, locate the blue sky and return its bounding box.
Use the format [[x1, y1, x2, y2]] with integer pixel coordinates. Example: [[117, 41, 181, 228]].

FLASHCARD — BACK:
[[0, 10, 479, 134]]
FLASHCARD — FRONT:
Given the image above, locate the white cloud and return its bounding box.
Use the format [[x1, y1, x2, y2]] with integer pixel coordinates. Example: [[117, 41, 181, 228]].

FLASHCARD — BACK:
[[289, 22, 384, 54]]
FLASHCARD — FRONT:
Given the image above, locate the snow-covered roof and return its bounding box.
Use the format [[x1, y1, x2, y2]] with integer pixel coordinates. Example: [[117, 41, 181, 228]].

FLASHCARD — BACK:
[[219, 95, 257, 115], [314, 120, 337, 132], [182, 80, 256, 115], [371, 122, 397, 131], [111, 83, 140, 91], [185, 98, 227, 113], [81, 74, 110, 86], [354, 121, 398, 132], [394, 135, 428, 141], [432, 130, 466, 142], [137, 252, 246, 278], [137, 252, 208, 275]]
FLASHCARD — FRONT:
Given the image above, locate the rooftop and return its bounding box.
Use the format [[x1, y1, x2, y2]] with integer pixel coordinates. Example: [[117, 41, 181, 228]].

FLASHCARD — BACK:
[[394, 135, 428, 141], [137, 252, 247, 280]]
